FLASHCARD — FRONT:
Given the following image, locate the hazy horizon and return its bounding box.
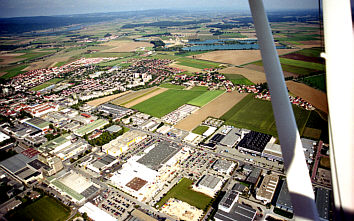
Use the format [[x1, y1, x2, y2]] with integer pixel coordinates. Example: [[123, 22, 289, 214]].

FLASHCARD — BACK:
[[0, 0, 319, 18]]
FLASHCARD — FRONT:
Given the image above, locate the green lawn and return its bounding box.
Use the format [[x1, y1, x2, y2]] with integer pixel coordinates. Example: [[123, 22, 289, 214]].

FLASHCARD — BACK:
[[156, 178, 212, 211], [221, 94, 311, 137], [30, 78, 63, 91], [159, 83, 185, 89], [188, 90, 224, 107], [6, 196, 70, 221], [192, 125, 209, 135], [224, 74, 254, 85], [0, 65, 28, 79], [132, 89, 204, 118]]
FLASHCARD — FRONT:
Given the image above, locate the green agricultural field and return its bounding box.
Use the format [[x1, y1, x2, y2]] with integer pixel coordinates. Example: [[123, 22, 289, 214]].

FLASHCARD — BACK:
[[219, 32, 247, 38], [156, 178, 212, 211], [189, 86, 209, 91], [187, 90, 224, 107], [301, 74, 326, 92], [83, 52, 134, 58], [296, 47, 323, 57], [30, 78, 64, 91], [176, 58, 220, 69], [0, 65, 28, 79], [252, 60, 321, 76], [224, 74, 254, 85], [192, 125, 209, 135], [18, 51, 53, 61], [152, 53, 220, 69], [175, 51, 209, 57], [159, 83, 185, 89], [132, 89, 204, 118], [6, 196, 70, 221], [304, 110, 329, 142], [279, 58, 325, 71], [221, 94, 311, 137]]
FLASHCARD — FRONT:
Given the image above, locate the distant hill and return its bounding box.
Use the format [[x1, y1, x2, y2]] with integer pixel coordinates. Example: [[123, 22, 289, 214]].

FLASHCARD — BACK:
[[0, 9, 183, 36]]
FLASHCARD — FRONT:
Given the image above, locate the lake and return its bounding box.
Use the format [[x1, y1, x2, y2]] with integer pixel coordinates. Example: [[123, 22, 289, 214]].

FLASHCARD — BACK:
[[182, 39, 287, 51]]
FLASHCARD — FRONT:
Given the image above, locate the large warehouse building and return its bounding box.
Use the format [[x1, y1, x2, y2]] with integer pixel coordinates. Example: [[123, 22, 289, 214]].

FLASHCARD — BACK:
[[102, 130, 147, 157], [110, 141, 187, 202], [49, 170, 100, 205]]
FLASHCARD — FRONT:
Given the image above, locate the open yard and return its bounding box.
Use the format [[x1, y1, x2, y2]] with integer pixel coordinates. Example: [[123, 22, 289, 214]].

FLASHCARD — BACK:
[[6, 196, 70, 221], [175, 90, 248, 131], [156, 178, 212, 211], [220, 94, 311, 137], [187, 90, 225, 107], [131, 89, 204, 118], [30, 78, 63, 91]]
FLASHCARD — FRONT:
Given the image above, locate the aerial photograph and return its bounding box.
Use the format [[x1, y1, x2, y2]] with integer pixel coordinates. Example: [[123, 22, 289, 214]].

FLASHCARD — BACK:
[[0, 0, 352, 221]]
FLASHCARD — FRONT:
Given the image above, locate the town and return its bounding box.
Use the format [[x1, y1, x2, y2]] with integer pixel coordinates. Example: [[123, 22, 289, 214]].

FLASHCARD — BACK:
[[0, 6, 331, 221]]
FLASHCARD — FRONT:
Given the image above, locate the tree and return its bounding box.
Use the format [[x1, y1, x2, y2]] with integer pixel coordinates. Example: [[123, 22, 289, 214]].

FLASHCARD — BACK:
[[82, 212, 89, 220]]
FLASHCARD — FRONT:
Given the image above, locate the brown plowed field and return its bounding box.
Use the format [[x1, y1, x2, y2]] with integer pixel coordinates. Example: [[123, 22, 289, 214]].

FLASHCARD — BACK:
[[244, 64, 299, 78], [286, 81, 328, 114], [0, 53, 26, 65], [174, 91, 248, 131], [169, 62, 202, 73], [220, 67, 267, 84], [102, 41, 153, 52], [111, 87, 158, 106], [124, 88, 168, 108], [86, 91, 131, 107], [190, 49, 298, 66], [281, 53, 324, 64]]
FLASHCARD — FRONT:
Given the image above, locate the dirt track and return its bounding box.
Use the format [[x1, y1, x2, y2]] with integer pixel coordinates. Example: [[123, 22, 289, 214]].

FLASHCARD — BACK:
[[174, 91, 248, 131], [286, 81, 328, 114]]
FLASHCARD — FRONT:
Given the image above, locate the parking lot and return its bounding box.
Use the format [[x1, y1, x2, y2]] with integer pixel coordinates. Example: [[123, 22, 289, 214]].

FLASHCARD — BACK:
[[92, 188, 135, 220]]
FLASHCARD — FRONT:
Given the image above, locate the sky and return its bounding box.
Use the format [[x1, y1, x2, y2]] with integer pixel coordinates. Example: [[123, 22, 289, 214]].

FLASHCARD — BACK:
[[0, 0, 319, 18]]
